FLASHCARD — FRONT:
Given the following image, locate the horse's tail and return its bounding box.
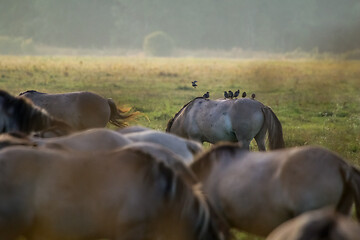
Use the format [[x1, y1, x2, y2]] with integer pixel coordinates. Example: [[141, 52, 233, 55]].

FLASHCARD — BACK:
[[336, 163, 360, 221], [107, 98, 137, 128], [261, 106, 285, 149], [350, 166, 360, 220]]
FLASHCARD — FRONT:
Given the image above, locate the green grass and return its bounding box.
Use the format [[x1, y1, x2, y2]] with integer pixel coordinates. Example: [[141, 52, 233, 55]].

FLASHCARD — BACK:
[[1, 56, 359, 239]]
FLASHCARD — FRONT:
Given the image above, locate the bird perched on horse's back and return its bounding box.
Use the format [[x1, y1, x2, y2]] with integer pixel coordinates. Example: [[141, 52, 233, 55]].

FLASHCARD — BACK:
[[202, 92, 209, 99], [228, 90, 233, 99], [242, 92, 247, 98], [224, 91, 229, 99], [233, 90, 240, 98]]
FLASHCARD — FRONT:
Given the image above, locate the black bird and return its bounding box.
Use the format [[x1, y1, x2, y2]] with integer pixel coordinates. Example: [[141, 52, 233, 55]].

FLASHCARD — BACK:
[[224, 91, 229, 99], [251, 93, 256, 99], [233, 89, 240, 98], [242, 92, 247, 98], [228, 90, 233, 99], [192, 81, 198, 88], [203, 92, 209, 99]]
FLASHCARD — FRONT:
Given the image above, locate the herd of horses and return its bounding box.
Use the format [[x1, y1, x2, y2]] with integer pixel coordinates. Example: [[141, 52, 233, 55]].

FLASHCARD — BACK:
[[0, 88, 359, 240]]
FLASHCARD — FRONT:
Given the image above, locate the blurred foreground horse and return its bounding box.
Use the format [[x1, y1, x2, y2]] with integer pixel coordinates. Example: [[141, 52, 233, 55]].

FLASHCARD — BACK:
[[0, 89, 72, 134], [0, 146, 227, 240], [19, 90, 135, 130], [190, 144, 360, 237], [267, 208, 360, 240], [166, 97, 284, 150], [120, 128, 203, 164]]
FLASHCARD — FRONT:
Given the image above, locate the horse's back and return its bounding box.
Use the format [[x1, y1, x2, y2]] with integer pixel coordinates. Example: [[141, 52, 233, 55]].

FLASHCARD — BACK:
[[266, 208, 360, 240], [34, 128, 132, 152], [192, 145, 352, 236], [169, 98, 266, 145], [0, 146, 192, 239], [21, 91, 111, 129]]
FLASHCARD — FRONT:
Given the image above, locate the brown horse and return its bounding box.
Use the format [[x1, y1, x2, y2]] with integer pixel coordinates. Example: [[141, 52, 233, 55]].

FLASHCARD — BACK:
[[19, 90, 135, 130], [33, 128, 132, 152], [166, 97, 284, 150], [267, 208, 360, 240], [190, 143, 360, 237], [0, 146, 228, 240], [0, 89, 73, 135]]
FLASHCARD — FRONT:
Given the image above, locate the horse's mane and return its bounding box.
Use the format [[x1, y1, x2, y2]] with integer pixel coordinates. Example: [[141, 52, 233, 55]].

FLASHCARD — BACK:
[[18, 90, 45, 96], [191, 142, 244, 179], [117, 147, 227, 239], [166, 97, 205, 132], [1, 89, 72, 135]]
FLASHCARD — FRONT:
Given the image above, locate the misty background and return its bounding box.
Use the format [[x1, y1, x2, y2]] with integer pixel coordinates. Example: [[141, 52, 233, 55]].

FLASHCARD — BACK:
[[0, 0, 360, 54]]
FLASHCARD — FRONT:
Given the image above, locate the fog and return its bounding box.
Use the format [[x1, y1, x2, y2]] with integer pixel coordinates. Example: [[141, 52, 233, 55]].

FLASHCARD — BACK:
[[0, 0, 359, 54]]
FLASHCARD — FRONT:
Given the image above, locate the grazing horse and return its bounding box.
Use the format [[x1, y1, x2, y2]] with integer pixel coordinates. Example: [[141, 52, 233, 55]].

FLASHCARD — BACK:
[[120, 129, 203, 164], [166, 97, 284, 150], [266, 208, 360, 240], [19, 90, 135, 130], [190, 143, 360, 237], [0, 146, 228, 240], [0, 89, 73, 135]]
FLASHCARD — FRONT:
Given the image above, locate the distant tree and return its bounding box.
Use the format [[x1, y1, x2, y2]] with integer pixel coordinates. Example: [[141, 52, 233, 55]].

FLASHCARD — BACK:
[[143, 31, 175, 56]]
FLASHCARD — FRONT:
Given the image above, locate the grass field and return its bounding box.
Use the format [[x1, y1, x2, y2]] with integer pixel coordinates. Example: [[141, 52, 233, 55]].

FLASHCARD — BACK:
[[0, 56, 359, 239]]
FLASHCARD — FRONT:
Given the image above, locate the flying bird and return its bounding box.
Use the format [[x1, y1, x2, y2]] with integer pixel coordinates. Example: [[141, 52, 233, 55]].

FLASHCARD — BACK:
[[224, 91, 229, 99], [228, 90, 233, 99], [203, 92, 209, 99], [251, 93, 256, 99], [192, 81, 198, 88], [233, 89, 240, 98], [242, 92, 247, 98]]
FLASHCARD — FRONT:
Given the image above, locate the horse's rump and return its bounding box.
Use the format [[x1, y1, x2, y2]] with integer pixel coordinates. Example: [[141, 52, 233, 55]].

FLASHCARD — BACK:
[[191, 144, 359, 237]]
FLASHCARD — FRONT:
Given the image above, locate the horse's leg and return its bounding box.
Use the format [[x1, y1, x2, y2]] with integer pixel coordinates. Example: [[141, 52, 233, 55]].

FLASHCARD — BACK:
[[254, 126, 267, 151], [237, 139, 251, 150]]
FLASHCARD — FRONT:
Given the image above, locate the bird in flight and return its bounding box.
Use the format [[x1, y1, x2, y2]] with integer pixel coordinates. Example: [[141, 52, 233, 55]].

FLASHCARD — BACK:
[[192, 81, 198, 88]]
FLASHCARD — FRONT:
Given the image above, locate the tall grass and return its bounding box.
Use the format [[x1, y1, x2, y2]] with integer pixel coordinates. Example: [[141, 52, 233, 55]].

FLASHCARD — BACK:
[[0, 56, 359, 239], [1, 56, 359, 166]]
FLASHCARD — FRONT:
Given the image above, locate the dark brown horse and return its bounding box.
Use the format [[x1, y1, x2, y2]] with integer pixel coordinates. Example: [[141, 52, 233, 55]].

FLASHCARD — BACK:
[[19, 90, 135, 130], [0, 146, 228, 240], [0, 89, 72, 135], [166, 97, 284, 150], [190, 143, 360, 237]]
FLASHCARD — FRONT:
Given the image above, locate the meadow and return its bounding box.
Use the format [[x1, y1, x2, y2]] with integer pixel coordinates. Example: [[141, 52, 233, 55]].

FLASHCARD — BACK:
[[0, 55, 359, 239]]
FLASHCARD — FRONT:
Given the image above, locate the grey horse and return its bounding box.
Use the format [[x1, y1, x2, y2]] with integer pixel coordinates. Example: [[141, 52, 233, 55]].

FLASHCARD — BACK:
[[166, 97, 284, 150]]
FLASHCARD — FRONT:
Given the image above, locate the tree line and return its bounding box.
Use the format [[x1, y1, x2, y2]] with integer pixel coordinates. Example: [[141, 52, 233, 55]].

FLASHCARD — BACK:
[[0, 0, 359, 53]]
